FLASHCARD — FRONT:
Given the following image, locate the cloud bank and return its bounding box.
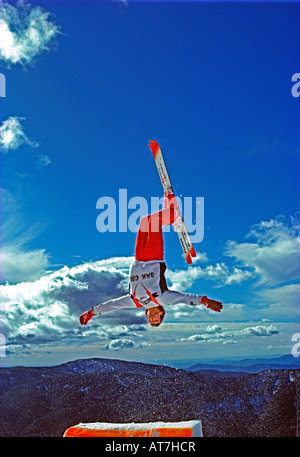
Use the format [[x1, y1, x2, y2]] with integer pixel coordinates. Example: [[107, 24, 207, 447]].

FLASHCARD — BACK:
[[104, 338, 149, 351], [166, 261, 254, 291], [0, 257, 139, 348], [178, 323, 279, 345], [226, 213, 300, 286], [225, 213, 300, 319], [0, 254, 283, 361], [0, 1, 60, 66], [2, 252, 249, 358], [1, 213, 299, 361]]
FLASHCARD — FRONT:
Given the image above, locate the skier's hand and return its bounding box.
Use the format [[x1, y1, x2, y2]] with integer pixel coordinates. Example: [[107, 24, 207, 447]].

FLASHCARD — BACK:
[[201, 296, 223, 312], [79, 308, 95, 325]]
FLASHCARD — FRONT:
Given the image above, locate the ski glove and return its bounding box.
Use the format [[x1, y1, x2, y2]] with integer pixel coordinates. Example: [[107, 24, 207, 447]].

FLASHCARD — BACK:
[[79, 308, 96, 325], [201, 296, 223, 313]]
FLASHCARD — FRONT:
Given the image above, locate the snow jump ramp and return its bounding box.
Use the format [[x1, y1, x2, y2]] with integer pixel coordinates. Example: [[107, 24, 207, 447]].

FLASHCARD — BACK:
[[63, 420, 202, 437]]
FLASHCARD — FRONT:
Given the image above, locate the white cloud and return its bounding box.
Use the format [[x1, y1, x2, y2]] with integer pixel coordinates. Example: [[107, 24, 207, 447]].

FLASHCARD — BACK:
[[0, 118, 53, 171], [206, 324, 222, 333], [1, 188, 49, 283], [178, 324, 279, 343], [224, 213, 300, 320], [239, 324, 279, 337], [104, 338, 148, 351], [165, 213, 300, 321], [0, 1, 60, 66], [165, 300, 250, 324], [1, 247, 49, 284], [190, 252, 208, 264], [35, 154, 52, 168], [0, 116, 38, 151], [166, 262, 253, 291], [0, 256, 143, 349], [225, 213, 300, 286]]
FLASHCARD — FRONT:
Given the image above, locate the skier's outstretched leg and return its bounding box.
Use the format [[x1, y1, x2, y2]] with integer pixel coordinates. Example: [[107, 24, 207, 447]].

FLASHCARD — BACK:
[[135, 201, 175, 262]]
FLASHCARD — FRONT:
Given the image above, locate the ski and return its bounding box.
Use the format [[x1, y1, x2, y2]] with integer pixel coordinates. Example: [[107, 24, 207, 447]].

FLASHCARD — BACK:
[[149, 140, 196, 265]]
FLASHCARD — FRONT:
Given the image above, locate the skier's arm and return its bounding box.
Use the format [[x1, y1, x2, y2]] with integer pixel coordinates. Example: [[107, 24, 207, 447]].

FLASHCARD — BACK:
[[159, 290, 203, 307], [159, 290, 222, 312], [79, 294, 135, 325]]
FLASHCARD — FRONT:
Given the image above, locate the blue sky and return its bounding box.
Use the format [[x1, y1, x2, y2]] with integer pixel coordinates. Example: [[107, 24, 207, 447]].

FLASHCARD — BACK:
[[0, 0, 299, 366]]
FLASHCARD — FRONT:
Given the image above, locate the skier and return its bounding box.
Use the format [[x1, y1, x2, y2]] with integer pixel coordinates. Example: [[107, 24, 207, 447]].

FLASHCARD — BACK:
[[79, 194, 222, 328]]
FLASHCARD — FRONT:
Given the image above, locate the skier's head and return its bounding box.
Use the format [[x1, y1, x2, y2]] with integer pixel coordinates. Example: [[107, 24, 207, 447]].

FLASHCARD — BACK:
[[145, 305, 165, 327]]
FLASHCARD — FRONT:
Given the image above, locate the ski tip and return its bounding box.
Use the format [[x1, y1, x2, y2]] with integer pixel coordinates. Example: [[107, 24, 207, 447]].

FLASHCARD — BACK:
[[149, 140, 160, 159], [186, 252, 192, 265], [190, 246, 196, 257]]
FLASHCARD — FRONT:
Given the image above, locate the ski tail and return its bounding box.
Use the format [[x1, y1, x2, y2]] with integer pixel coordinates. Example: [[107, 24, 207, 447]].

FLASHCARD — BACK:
[[149, 140, 196, 264], [149, 140, 160, 160], [149, 140, 173, 194]]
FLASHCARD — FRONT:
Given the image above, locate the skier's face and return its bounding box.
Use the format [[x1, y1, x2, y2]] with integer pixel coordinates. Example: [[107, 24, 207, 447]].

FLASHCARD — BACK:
[[146, 306, 164, 326]]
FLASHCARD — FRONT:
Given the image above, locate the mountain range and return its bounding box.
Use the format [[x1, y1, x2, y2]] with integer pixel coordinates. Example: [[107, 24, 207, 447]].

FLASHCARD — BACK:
[[187, 354, 300, 373], [0, 356, 299, 437]]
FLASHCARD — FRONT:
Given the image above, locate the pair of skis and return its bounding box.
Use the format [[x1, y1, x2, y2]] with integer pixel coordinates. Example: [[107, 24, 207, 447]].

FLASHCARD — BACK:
[[149, 140, 196, 265]]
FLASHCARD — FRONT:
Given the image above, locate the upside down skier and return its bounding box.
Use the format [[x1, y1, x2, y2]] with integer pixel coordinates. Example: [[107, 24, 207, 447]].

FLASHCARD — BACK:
[[79, 194, 222, 328]]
